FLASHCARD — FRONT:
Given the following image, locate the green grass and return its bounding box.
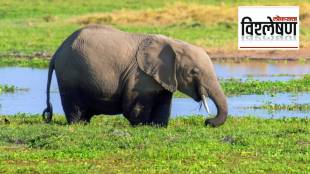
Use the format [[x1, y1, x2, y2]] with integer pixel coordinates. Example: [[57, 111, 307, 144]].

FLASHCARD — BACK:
[[1, 1, 309, 173], [0, 114, 309, 173], [0, 57, 49, 68], [0, 0, 308, 55], [0, 0, 237, 54], [0, 20, 236, 54], [0, 0, 299, 19], [0, 0, 174, 19]]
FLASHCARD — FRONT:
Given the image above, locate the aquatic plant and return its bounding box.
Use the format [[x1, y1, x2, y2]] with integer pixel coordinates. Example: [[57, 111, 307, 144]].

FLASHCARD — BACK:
[[247, 103, 310, 112], [0, 84, 16, 93], [173, 74, 310, 97], [221, 74, 310, 96], [0, 84, 28, 94]]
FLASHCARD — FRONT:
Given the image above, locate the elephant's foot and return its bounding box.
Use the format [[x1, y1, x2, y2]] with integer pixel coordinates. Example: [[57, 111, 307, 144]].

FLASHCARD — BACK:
[[67, 112, 92, 124], [129, 120, 167, 127], [129, 121, 147, 127], [59, 91, 93, 125], [69, 119, 90, 125], [205, 117, 225, 127]]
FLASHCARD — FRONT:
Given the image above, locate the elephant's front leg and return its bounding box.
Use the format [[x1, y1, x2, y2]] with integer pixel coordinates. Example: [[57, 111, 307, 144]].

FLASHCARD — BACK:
[[150, 91, 173, 127]]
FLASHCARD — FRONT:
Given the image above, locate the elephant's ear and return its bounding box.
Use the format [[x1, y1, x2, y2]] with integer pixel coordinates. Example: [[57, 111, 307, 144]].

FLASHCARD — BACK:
[[137, 37, 177, 92]]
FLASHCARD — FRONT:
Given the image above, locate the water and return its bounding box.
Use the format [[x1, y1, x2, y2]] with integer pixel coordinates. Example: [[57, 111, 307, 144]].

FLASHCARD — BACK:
[[215, 61, 310, 81], [0, 61, 310, 118], [173, 93, 310, 118]]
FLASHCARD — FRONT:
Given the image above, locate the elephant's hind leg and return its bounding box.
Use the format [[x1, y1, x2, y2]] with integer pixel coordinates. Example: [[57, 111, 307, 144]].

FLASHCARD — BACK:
[[59, 90, 90, 124]]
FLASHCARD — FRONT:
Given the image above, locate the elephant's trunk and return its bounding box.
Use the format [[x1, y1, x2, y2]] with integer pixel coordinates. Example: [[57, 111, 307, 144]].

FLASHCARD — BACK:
[[203, 80, 228, 127]]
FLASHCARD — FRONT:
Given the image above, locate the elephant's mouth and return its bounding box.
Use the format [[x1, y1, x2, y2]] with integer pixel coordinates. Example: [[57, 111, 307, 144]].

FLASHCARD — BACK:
[[194, 95, 210, 114], [192, 81, 203, 102]]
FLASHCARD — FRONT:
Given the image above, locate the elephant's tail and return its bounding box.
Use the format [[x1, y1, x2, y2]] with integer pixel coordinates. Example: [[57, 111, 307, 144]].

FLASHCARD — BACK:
[[42, 56, 55, 123]]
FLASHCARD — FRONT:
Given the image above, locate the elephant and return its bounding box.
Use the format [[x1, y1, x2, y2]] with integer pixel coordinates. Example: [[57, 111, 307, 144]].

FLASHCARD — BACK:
[[42, 25, 228, 127]]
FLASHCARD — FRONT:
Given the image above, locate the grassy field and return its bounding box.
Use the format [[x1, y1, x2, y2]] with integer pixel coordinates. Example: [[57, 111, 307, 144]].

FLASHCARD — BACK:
[[1, 1, 310, 173], [0, 114, 309, 174], [0, 0, 309, 57]]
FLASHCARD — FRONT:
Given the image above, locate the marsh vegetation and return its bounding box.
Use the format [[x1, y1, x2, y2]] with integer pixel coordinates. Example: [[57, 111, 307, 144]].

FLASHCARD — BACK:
[[245, 103, 310, 112], [0, 0, 309, 173], [0, 84, 16, 94], [0, 114, 309, 173]]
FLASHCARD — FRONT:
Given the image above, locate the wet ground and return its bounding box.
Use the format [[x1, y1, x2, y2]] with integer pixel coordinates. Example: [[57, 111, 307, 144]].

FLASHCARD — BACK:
[[0, 61, 310, 118]]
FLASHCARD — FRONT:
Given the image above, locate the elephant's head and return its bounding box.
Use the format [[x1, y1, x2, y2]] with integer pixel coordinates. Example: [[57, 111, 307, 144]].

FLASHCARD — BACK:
[[137, 35, 228, 127]]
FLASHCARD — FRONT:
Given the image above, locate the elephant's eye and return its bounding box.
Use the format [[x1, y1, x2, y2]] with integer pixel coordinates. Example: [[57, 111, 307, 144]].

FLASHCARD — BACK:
[[190, 67, 200, 75]]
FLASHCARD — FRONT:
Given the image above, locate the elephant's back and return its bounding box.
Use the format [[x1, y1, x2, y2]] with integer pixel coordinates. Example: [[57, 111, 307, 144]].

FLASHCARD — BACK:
[[71, 25, 139, 64], [53, 25, 141, 98]]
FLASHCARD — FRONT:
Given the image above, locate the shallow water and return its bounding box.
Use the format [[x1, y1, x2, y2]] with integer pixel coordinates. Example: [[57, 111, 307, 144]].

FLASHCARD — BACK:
[[0, 61, 310, 118], [215, 61, 310, 81]]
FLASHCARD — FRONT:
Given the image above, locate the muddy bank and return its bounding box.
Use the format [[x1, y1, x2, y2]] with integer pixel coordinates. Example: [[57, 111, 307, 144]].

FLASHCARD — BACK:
[[1, 48, 310, 61], [0, 52, 51, 59], [208, 48, 310, 61]]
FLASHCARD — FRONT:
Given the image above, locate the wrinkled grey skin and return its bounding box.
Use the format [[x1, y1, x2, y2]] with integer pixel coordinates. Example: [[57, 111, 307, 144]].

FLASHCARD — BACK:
[[42, 25, 228, 127]]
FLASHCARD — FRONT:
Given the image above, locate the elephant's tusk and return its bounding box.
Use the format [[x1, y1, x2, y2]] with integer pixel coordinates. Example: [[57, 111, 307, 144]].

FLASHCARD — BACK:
[[202, 95, 210, 113]]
